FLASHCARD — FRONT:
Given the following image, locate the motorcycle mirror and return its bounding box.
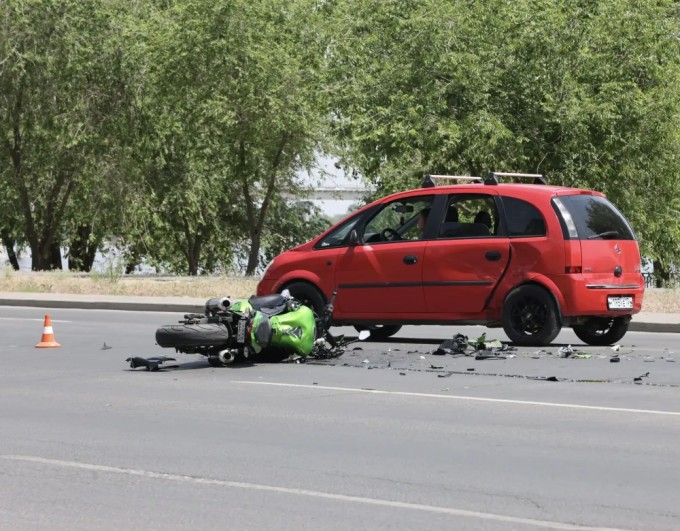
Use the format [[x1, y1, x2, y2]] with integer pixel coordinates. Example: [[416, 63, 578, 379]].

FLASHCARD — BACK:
[[358, 330, 371, 341]]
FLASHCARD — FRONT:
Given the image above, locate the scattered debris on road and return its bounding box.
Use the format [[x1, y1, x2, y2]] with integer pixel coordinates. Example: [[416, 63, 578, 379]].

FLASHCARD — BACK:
[[126, 356, 178, 371]]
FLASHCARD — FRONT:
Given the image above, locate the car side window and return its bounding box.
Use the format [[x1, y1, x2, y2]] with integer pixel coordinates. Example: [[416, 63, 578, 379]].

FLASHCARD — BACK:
[[437, 194, 497, 239], [501, 197, 546, 237], [315, 215, 362, 248], [363, 196, 434, 243]]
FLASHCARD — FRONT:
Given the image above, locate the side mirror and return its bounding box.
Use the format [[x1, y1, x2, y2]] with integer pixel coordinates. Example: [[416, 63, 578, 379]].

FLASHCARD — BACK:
[[348, 229, 359, 246]]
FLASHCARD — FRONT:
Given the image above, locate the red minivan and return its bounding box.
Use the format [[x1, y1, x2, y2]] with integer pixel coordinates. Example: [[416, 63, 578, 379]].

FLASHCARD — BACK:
[[257, 173, 644, 346]]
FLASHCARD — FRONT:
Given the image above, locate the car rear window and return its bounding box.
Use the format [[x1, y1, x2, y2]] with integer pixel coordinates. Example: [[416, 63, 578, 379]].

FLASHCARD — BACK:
[[553, 195, 635, 240]]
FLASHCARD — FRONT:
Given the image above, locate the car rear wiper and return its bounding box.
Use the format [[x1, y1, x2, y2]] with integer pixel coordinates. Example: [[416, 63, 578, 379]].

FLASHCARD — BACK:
[[587, 230, 619, 240]]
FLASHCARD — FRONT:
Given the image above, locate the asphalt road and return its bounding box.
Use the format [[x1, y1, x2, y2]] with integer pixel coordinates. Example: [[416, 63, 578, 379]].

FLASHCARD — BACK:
[[1, 306, 679, 530]]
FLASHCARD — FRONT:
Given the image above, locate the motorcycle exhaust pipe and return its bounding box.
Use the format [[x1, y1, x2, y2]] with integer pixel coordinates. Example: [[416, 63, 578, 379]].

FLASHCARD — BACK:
[[205, 297, 232, 314], [218, 349, 236, 365]]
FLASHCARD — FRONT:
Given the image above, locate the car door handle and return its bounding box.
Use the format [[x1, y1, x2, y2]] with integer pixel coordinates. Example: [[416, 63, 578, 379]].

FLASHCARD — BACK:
[[485, 251, 502, 261], [403, 255, 418, 265]]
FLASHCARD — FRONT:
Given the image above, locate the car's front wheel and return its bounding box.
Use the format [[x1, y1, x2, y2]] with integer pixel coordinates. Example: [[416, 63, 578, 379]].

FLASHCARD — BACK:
[[353, 324, 402, 341], [502, 284, 561, 346], [281, 281, 326, 316], [572, 317, 629, 346]]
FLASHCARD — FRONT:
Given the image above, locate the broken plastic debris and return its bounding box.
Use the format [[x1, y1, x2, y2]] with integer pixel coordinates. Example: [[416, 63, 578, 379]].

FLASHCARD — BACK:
[[558, 345, 574, 358], [126, 356, 177, 371], [433, 333, 469, 356], [573, 353, 592, 359], [430, 364, 443, 369], [362, 359, 370, 364], [485, 339, 504, 349], [529, 375, 559, 382], [101, 342, 112, 350], [475, 350, 506, 360], [610, 356, 621, 363], [419, 356, 426, 360], [611, 344, 621, 352]]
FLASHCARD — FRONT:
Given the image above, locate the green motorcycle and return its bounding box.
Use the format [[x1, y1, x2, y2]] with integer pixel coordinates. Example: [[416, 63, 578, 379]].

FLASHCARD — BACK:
[[155, 290, 356, 366]]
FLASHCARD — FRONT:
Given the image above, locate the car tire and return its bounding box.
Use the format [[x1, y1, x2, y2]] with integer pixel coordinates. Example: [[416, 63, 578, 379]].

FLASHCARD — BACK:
[[353, 324, 402, 341], [281, 282, 326, 316], [155, 323, 230, 348], [572, 317, 629, 346], [502, 284, 561, 346]]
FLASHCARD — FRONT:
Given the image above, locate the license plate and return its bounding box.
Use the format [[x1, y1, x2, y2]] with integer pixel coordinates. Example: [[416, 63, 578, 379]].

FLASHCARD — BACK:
[[237, 320, 246, 343], [608, 296, 633, 310]]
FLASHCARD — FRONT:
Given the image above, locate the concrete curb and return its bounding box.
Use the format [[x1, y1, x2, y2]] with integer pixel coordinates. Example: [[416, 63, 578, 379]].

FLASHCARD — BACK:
[[1, 293, 679, 333], [628, 321, 680, 334], [0, 293, 205, 314]]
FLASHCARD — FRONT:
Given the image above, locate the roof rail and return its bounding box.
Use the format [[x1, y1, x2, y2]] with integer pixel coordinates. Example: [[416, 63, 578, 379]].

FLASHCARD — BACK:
[[422, 174, 483, 188], [485, 172, 547, 185]]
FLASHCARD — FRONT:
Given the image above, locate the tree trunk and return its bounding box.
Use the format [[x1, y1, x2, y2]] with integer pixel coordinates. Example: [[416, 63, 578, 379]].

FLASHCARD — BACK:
[[245, 231, 261, 276], [241, 132, 289, 276], [30, 240, 62, 271], [653, 260, 670, 288], [0, 230, 20, 270], [68, 225, 98, 272], [180, 216, 201, 276]]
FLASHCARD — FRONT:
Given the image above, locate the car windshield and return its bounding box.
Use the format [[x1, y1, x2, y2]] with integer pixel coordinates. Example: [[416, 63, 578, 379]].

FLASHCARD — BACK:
[[364, 196, 433, 241]]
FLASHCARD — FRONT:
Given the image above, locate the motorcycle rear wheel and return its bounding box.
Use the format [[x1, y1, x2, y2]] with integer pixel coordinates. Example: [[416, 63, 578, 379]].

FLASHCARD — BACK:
[[155, 323, 230, 348]]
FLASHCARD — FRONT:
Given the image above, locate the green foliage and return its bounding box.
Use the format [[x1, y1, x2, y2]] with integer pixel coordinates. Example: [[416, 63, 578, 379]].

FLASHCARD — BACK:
[[326, 0, 680, 267], [118, 0, 330, 274], [2, 0, 680, 275], [0, 0, 134, 270]]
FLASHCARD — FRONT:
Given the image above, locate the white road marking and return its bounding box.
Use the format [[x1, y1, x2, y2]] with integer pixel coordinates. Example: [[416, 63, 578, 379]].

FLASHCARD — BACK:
[[1, 455, 627, 531], [235, 381, 680, 416]]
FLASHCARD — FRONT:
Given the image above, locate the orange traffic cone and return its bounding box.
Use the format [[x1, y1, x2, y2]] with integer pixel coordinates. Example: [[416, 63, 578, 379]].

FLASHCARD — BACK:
[[35, 314, 61, 348]]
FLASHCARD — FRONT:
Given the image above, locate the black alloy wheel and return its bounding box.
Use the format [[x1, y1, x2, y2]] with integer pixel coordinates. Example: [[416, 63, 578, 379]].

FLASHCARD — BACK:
[[502, 284, 561, 346]]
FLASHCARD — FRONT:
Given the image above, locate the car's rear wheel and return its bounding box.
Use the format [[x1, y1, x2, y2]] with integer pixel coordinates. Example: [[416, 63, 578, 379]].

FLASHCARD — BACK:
[[502, 285, 561, 346], [572, 317, 629, 346], [353, 324, 402, 341]]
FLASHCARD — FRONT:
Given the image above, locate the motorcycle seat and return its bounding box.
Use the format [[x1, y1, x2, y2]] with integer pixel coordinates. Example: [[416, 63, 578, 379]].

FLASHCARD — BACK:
[[248, 294, 287, 311]]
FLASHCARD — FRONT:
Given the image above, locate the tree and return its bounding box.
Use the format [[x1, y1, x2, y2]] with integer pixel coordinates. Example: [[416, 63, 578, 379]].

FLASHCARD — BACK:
[[325, 0, 680, 269], [122, 0, 329, 275], [0, 0, 131, 270]]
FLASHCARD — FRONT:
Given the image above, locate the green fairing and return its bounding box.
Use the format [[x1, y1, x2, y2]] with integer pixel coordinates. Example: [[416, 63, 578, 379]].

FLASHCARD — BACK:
[[249, 305, 316, 356], [230, 300, 253, 313], [271, 305, 316, 356]]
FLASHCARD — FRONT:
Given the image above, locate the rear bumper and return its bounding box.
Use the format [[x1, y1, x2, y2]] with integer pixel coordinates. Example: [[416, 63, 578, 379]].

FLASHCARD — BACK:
[[552, 274, 644, 317]]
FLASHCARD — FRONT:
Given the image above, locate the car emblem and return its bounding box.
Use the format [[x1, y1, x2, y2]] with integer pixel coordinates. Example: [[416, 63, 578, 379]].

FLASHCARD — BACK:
[[614, 244, 622, 254]]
